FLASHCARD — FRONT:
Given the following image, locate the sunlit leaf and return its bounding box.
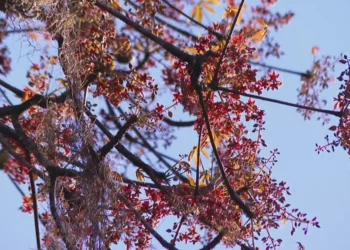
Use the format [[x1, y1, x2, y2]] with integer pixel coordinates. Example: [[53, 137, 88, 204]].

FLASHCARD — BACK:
[[201, 170, 211, 182], [183, 47, 201, 55], [136, 168, 145, 182], [202, 4, 215, 14], [191, 5, 203, 23], [256, 18, 267, 27], [204, 0, 220, 5], [179, 161, 191, 172], [250, 26, 268, 43], [200, 147, 209, 159], [29, 32, 40, 40]]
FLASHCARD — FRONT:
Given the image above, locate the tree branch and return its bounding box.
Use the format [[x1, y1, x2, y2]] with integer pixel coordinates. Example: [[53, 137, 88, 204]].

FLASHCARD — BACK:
[[95, 1, 193, 63], [0, 27, 43, 35], [98, 115, 137, 159], [159, 0, 223, 40], [189, 56, 253, 218], [250, 61, 312, 79], [214, 86, 341, 117], [200, 231, 225, 250], [49, 176, 77, 250], [211, 0, 246, 88], [10, 117, 79, 178], [0, 134, 45, 179], [163, 117, 196, 127], [118, 193, 178, 250], [86, 110, 168, 184]]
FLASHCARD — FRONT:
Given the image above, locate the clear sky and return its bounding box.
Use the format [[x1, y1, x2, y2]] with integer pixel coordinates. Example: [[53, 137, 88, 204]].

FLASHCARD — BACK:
[[0, 0, 349, 249]]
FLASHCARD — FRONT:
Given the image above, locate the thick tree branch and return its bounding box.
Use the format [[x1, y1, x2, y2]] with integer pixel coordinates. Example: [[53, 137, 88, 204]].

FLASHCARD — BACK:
[[197, 90, 253, 218], [0, 79, 25, 97], [95, 1, 193, 63], [163, 117, 196, 127], [106, 101, 189, 183], [200, 231, 225, 250], [49, 176, 77, 250], [86, 110, 168, 184], [98, 115, 137, 159], [11, 117, 79, 178], [0, 134, 45, 179]]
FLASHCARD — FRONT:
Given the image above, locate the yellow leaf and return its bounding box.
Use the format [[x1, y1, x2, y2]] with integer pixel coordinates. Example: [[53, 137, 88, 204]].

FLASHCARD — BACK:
[[29, 32, 40, 40], [256, 18, 267, 27], [57, 78, 69, 88], [191, 5, 203, 23], [204, 0, 221, 5], [183, 47, 201, 55], [282, 217, 288, 225], [211, 40, 226, 52], [187, 174, 195, 186], [223, 4, 247, 26], [202, 4, 215, 14], [187, 174, 208, 188], [250, 26, 268, 43], [136, 168, 145, 182], [201, 170, 211, 182], [188, 146, 197, 163], [200, 147, 209, 159], [233, 161, 240, 170], [179, 161, 191, 171]]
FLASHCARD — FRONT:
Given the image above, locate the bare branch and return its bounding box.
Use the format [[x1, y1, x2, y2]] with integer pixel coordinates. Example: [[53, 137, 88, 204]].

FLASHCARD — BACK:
[[214, 86, 341, 117], [250, 61, 312, 79], [163, 117, 196, 127], [98, 115, 138, 159], [29, 171, 41, 250], [0, 27, 43, 35]]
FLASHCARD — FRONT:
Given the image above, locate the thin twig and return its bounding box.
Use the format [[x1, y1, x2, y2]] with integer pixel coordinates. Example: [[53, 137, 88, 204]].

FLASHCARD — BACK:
[[250, 61, 312, 78], [29, 171, 41, 250], [211, 0, 245, 88], [195, 125, 203, 197], [118, 193, 178, 250], [160, 0, 223, 39], [215, 86, 341, 117], [0, 27, 43, 35]]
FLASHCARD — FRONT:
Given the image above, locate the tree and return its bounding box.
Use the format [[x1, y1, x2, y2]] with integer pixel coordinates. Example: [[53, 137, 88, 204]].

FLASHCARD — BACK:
[[0, 0, 347, 249]]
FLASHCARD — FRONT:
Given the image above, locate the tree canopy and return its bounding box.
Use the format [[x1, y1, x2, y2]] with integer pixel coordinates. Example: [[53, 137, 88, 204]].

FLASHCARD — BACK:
[[0, 0, 348, 249]]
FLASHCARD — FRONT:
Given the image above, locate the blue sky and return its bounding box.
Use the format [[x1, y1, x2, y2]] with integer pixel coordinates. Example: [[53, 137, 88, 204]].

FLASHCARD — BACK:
[[0, 0, 350, 249]]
